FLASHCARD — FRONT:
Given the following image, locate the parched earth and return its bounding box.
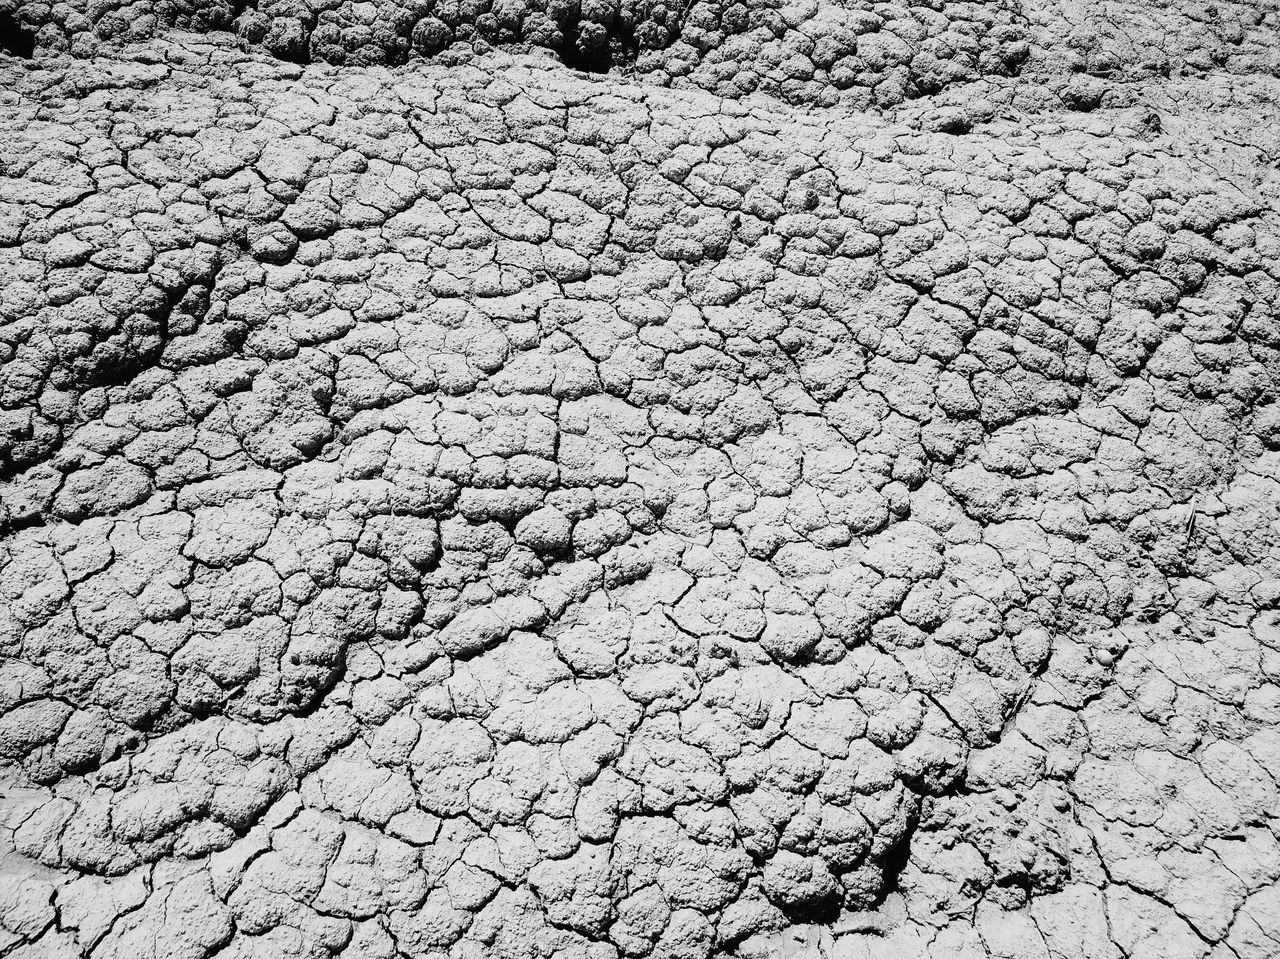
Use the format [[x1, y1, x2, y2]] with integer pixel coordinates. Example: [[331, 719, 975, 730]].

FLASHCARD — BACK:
[[1, 2, 1279, 957]]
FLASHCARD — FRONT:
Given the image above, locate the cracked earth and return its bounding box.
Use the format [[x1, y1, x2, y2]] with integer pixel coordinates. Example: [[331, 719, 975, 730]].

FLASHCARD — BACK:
[[1, 1, 1279, 957]]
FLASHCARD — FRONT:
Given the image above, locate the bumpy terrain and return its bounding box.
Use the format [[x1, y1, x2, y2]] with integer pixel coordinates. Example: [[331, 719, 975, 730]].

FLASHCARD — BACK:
[[1, 1, 1279, 957]]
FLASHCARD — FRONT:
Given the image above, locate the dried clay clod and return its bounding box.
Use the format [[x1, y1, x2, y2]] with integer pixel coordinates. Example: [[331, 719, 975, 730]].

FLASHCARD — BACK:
[[1, 2, 1279, 958]]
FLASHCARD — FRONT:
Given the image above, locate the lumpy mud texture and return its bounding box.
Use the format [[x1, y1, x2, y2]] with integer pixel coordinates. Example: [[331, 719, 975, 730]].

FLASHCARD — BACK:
[[1, 2, 1280, 958]]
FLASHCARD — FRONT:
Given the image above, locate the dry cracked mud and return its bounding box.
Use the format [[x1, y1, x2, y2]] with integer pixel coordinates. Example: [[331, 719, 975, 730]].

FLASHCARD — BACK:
[[1, 1, 1279, 957]]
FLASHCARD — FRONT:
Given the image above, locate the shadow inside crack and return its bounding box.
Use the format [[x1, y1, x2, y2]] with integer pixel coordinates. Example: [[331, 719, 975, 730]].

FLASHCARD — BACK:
[[778, 888, 844, 927], [555, 34, 614, 74], [0, 9, 35, 57]]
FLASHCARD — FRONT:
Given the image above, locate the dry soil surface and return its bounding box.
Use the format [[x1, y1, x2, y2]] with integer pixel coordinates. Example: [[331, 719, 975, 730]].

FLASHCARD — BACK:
[[1, 2, 1280, 957]]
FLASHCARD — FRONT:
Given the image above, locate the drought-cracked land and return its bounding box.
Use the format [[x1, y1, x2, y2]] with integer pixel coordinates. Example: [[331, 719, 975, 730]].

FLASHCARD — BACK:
[[1, 1, 1279, 957]]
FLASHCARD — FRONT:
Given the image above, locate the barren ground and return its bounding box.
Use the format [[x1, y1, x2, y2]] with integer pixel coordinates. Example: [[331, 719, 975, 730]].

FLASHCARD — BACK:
[[1, 2, 1279, 957]]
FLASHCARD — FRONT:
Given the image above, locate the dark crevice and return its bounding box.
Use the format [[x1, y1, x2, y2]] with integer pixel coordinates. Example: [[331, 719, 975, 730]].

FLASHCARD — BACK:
[[555, 35, 615, 74], [0, 510, 48, 537], [0, 10, 35, 57], [776, 888, 843, 926], [871, 803, 920, 904]]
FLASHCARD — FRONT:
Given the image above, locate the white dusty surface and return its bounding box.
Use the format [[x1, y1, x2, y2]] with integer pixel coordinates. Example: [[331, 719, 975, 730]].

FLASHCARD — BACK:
[[1, 2, 1279, 956]]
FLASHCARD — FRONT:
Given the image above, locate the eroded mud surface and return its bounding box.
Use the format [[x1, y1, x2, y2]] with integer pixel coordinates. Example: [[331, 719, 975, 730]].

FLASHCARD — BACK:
[[1, 2, 1279, 957]]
